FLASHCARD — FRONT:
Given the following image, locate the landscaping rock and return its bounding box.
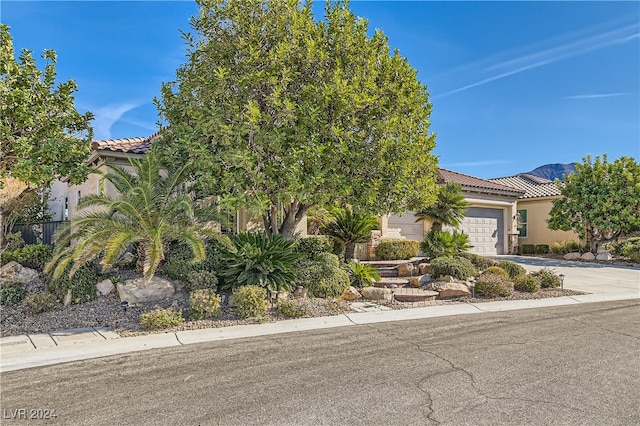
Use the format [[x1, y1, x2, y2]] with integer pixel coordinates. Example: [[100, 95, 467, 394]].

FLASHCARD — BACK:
[[418, 263, 431, 275], [116, 276, 175, 304], [340, 286, 362, 301], [409, 274, 431, 288], [96, 279, 115, 296], [436, 282, 471, 298], [581, 252, 596, 261], [596, 252, 612, 261], [409, 277, 420, 288], [64, 289, 72, 307], [564, 252, 581, 260], [0, 261, 39, 284], [360, 287, 392, 301], [396, 263, 415, 277], [436, 275, 455, 283]]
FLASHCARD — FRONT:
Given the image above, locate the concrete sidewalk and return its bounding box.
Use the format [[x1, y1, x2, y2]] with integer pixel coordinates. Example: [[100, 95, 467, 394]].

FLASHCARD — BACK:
[[2, 291, 638, 372]]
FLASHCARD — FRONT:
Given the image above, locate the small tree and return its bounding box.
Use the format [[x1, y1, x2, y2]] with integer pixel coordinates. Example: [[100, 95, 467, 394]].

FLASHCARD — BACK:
[[548, 155, 640, 253], [46, 147, 222, 281], [1, 25, 93, 246], [321, 207, 378, 261]]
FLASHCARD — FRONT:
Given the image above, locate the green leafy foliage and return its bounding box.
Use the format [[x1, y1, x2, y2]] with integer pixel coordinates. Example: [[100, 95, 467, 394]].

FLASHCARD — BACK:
[[534, 244, 550, 254], [520, 244, 535, 255], [292, 236, 334, 259], [45, 263, 101, 304], [415, 183, 469, 231], [322, 208, 378, 261], [460, 252, 498, 270], [156, 0, 438, 238], [46, 147, 222, 282], [218, 232, 301, 293], [294, 255, 350, 298], [497, 260, 527, 278], [232, 285, 267, 319], [550, 240, 588, 255], [163, 234, 234, 284], [23, 292, 58, 313], [420, 230, 472, 259], [610, 237, 640, 263], [482, 266, 509, 278], [275, 299, 307, 318], [514, 275, 541, 293], [0, 25, 93, 190], [430, 256, 477, 280], [530, 268, 562, 288], [346, 260, 380, 287], [374, 239, 420, 260], [185, 270, 218, 293], [139, 308, 184, 329], [1, 244, 52, 270], [189, 289, 222, 320], [548, 155, 640, 253], [474, 274, 514, 297], [0, 283, 25, 306]]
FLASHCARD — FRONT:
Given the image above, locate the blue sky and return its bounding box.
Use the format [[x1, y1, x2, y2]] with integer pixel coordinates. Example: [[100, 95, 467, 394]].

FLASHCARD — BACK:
[[2, 0, 639, 178]]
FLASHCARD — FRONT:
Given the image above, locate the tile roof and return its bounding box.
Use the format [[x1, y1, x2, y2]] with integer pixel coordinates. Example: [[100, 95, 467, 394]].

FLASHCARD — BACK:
[[438, 168, 525, 196], [488, 174, 562, 199], [91, 132, 159, 154]]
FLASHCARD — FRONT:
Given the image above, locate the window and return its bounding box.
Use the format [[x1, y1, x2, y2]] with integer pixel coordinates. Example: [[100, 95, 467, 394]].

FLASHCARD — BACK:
[[63, 197, 69, 221], [517, 209, 527, 238], [76, 190, 81, 205]]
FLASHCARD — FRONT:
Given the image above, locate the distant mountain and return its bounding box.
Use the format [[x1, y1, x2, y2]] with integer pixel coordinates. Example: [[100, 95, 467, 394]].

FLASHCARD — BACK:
[[526, 163, 577, 181]]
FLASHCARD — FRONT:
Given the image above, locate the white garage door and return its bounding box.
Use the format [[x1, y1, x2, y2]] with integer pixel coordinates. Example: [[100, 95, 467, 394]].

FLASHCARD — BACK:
[[460, 208, 504, 255]]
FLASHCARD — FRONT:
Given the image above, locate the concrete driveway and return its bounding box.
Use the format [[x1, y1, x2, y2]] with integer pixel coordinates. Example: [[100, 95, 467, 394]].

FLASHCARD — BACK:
[[495, 255, 640, 296]]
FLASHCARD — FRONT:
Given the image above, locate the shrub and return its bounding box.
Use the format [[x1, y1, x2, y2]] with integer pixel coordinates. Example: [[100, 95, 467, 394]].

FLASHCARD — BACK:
[[1, 244, 52, 270], [460, 252, 498, 270], [551, 240, 589, 255], [420, 230, 472, 259], [139, 307, 184, 329], [218, 232, 301, 293], [474, 274, 513, 297], [497, 260, 527, 278], [45, 263, 100, 304], [185, 270, 218, 292], [520, 244, 535, 255], [316, 252, 340, 268], [293, 236, 334, 259], [0, 283, 25, 306], [375, 239, 420, 260], [233, 285, 267, 319], [163, 234, 234, 283], [346, 260, 380, 287], [295, 258, 350, 298], [23, 292, 58, 313], [430, 256, 477, 280], [189, 289, 222, 320], [534, 244, 550, 254], [275, 299, 307, 318], [514, 275, 541, 293], [530, 268, 561, 288], [614, 238, 640, 263], [3, 232, 25, 251], [331, 239, 346, 260], [481, 266, 509, 278]]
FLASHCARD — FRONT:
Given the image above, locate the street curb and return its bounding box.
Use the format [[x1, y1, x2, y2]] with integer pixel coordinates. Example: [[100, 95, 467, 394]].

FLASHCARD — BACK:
[[2, 293, 638, 373]]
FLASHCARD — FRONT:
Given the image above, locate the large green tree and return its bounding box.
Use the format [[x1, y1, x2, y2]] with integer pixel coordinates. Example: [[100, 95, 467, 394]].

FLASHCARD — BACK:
[[156, 0, 438, 238], [548, 155, 640, 253], [0, 25, 93, 244]]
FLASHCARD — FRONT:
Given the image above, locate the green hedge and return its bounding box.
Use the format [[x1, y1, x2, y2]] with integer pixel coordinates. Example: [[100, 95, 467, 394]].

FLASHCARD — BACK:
[[430, 256, 476, 280], [374, 239, 419, 260], [520, 244, 535, 255], [1, 244, 52, 271]]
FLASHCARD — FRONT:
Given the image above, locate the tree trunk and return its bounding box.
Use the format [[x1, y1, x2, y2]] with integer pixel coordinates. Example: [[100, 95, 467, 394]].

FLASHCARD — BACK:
[[262, 201, 310, 240], [344, 243, 356, 261]]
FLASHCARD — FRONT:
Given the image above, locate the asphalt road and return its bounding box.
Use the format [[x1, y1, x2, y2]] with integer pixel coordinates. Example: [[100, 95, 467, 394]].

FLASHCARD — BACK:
[[1, 300, 639, 426]]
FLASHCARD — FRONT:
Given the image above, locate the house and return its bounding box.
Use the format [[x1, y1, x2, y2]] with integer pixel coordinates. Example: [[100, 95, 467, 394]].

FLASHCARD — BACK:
[[380, 169, 526, 255], [48, 134, 301, 235], [488, 174, 579, 248]]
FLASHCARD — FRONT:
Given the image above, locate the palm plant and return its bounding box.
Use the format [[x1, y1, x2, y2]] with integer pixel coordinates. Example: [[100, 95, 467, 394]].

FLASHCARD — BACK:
[[346, 260, 380, 287], [46, 147, 222, 281], [321, 207, 378, 261], [420, 229, 472, 259], [415, 183, 469, 231]]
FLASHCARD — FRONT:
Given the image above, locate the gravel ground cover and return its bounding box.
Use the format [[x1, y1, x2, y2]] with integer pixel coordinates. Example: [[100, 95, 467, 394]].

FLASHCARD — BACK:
[[0, 277, 584, 338]]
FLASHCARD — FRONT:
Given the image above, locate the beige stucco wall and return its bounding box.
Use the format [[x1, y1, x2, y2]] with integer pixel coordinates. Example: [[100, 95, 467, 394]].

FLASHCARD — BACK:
[[516, 197, 580, 247]]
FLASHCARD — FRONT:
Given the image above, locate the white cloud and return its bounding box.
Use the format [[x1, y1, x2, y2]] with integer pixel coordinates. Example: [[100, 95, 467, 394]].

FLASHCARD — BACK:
[[564, 92, 629, 100], [91, 103, 141, 140]]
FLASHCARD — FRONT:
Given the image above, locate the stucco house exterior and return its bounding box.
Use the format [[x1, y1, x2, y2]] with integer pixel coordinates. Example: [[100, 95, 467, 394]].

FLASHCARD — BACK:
[[488, 174, 580, 248], [381, 169, 525, 255]]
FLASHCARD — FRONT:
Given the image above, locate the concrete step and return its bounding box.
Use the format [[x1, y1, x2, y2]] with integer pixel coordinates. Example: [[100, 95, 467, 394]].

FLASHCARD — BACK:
[[377, 267, 399, 278], [374, 278, 409, 288], [393, 288, 438, 303]]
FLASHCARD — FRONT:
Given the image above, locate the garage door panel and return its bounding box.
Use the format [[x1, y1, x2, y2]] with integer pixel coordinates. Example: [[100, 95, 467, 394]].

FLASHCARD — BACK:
[[462, 208, 504, 255]]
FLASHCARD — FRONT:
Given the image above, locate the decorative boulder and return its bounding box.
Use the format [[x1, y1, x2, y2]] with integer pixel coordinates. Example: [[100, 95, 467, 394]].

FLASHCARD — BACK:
[[418, 263, 431, 275], [581, 252, 596, 261], [408, 277, 420, 288], [437, 282, 471, 298], [0, 261, 39, 284], [396, 263, 415, 277], [419, 274, 431, 286], [596, 252, 612, 261], [96, 279, 115, 296], [116, 276, 175, 304], [564, 252, 581, 260], [360, 287, 392, 301], [340, 286, 362, 301], [436, 275, 455, 283]]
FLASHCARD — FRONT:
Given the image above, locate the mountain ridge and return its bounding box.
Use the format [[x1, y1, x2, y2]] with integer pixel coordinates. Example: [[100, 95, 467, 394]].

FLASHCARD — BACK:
[[525, 163, 577, 181]]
